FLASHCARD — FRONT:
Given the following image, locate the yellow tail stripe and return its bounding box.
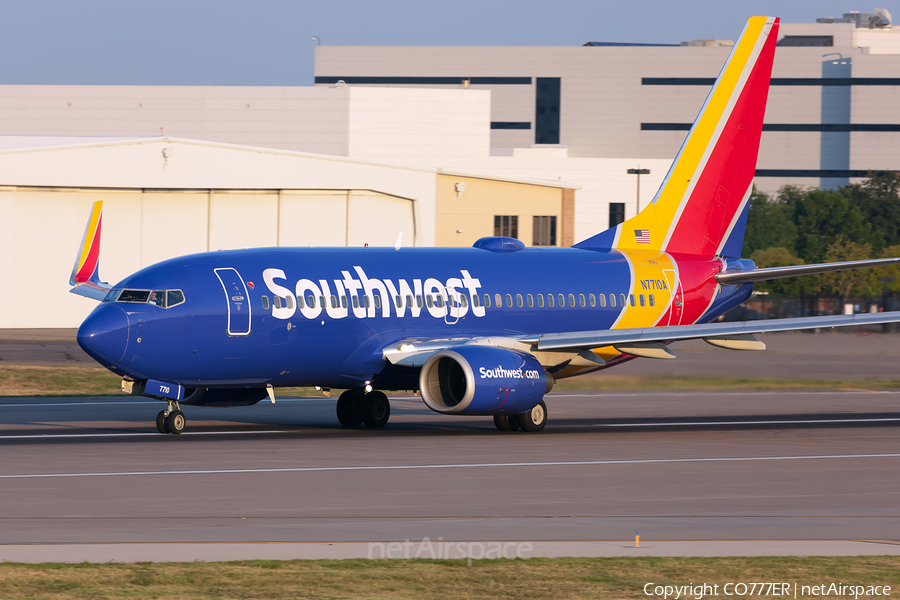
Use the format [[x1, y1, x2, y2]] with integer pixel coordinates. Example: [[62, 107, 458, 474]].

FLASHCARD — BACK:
[[77, 201, 102, 271]]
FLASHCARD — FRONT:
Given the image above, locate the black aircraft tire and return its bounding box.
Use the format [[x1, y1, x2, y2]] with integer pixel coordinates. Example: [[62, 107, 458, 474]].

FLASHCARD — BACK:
[[493, 415, 512, 431], [156, 410, 168, 434], [337, 391, 363, 427], [509, 414, 521, 431], [363, 391, 390, 428], [165, 410, 186, 435], [518, 400, 547, 433]]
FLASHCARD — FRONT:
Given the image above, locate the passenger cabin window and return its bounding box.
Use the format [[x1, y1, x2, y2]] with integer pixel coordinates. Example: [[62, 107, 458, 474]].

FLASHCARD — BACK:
[[558, 294, 565, 307], [406, 295, 413, 308], [505, 294, 512, 308], [297, 295, 305, 309], [620, 293, 627, 307], [599, 294, 607, 308], [308, 294, 316, 308], [589, 294, 596, 307], [526, 294, 534, 308], [461, 295, 468, 308], [495, 293, 502, 307], [516, 293, 523, 307], [330, 295, 338, 309], [319, 296, 326, 309], [375, 295, 382, 309], [537, 294, 544, 308], [426, 296, 434, 308], [609, 294, 616, 308], [568, 294, 575, 307], [483, 294, 491, 308], [649, 294, 655, 307], [274, 296, 283, 310], [473, 295, 480, 308], [579, 294, 586, 307], [286, 295, 294, 310], [342, 296, 348, 309], [629, 294, 636, 307], [548, 294, 555, 308], [261, 296, 270, 310], [416, 295, 423, 308], [639, 294, 645, 307]]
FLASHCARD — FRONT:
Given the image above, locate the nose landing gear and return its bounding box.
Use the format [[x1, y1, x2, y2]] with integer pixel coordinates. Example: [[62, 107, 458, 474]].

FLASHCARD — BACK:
[[156, 400, 186, 435]]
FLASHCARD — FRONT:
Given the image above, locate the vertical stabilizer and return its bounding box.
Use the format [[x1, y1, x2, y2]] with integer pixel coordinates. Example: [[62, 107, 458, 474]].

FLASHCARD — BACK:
[[575, 16, 779, 257]]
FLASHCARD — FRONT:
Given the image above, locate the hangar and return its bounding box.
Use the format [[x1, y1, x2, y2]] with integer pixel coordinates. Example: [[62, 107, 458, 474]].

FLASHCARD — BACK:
[[0, 136, 575, 328]]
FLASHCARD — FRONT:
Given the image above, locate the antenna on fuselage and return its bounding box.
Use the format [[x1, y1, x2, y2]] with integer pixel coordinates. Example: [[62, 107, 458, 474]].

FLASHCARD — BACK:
[[394, 231, 403, 251]]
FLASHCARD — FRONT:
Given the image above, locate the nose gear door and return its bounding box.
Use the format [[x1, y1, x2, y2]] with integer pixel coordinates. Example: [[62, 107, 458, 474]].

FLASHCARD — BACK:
[[214, 268, 251, 336]]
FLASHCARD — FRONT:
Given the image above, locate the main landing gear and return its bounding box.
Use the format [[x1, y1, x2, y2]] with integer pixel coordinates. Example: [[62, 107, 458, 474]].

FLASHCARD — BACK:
[[493, 400, 547, 433], [336, 389, 390, 428], [156, 400, 186, 435]]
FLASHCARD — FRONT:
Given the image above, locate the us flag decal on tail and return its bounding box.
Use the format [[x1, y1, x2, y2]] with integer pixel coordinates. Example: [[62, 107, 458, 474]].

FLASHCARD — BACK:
[[634, 230, 650, 244]]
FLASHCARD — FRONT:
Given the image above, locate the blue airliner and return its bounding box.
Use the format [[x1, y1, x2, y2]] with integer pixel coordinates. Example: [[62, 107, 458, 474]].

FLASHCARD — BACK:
[[73, 17, 900, 435]]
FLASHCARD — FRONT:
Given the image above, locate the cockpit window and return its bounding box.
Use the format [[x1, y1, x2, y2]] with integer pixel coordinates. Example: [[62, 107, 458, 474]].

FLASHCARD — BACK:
[[166, 290, 185, 308], [148, 291, 165, 307], [103, 289, 121, 302], [115, 289, 185, 309], [118, 290, 150, 303]]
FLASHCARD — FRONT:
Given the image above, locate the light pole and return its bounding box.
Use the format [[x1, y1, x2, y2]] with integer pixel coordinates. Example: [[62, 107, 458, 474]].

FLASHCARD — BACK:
[[627, 167, 650, 214]]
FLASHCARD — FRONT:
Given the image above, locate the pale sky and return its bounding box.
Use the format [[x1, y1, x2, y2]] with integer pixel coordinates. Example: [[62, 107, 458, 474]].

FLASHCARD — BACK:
[[0, 1, 891, 86]]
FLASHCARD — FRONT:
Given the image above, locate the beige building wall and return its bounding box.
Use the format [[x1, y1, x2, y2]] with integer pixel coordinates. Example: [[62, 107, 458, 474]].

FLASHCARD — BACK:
[[435, 174, 569, 248]]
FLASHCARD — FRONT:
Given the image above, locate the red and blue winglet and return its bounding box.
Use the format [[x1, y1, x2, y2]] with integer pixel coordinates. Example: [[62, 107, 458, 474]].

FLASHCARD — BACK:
[[69, 201, 111, 300]]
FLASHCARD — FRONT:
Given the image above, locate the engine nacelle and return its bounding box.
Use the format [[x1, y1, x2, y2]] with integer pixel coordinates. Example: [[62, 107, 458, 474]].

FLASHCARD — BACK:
[[419, 346, 549, 415]]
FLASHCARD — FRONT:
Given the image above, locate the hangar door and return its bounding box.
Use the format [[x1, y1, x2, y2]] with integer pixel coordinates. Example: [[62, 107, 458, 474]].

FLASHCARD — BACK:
[[279, 190, 416, 248]]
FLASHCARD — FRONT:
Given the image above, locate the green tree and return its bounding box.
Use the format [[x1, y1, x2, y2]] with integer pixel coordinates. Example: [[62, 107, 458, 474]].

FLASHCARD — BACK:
[[780, 186, 872, 264], [872, 244, 900, 295], [741, 187, 797, 257], [817, 237, 877, 304], [749, 247, 805, 294], [842, 171, 900, 254]]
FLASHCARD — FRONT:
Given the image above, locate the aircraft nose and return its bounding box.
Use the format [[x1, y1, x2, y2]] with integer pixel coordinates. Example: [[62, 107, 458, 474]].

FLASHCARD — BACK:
[[77, 305, 130, 365]]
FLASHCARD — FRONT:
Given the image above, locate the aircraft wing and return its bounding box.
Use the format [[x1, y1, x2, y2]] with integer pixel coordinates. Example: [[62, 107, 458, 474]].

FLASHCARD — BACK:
[[69, 201, 112, 301], [384, 311, 900, 367]]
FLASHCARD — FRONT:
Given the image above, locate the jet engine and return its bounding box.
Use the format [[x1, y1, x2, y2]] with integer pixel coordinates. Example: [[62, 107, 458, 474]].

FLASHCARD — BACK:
[[419, 346, 550, 415]]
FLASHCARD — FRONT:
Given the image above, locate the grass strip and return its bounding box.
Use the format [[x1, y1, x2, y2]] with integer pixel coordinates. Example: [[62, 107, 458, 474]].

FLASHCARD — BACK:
[[0, 556, 897, 599], [2, 365, 900, 398]]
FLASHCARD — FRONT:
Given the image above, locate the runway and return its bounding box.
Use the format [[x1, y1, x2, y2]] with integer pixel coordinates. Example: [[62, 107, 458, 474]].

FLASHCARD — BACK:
[[2, 388, 900, 556]]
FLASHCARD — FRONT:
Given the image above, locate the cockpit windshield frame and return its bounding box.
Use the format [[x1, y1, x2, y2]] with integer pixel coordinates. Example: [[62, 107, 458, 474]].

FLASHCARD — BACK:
[[107, 289, 185, 309]]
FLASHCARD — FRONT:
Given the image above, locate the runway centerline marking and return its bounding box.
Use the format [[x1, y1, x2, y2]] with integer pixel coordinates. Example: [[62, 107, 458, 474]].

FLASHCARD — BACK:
[[595, 417, 900, 427], [1, 453, 898, 480]]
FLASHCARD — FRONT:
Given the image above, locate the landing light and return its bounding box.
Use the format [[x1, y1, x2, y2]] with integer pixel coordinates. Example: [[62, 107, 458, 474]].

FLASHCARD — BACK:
[[399, 343, 416, 352], [365, 384, 373, 393]]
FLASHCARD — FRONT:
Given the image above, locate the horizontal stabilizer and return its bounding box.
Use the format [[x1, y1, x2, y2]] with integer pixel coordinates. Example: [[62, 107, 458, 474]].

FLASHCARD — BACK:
[[717, 257, 900, 284], [531, 311, 900, 352]]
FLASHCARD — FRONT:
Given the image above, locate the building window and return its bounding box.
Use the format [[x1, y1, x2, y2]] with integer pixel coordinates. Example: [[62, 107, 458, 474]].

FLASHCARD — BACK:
[[533, 216, 557, 246], [609, 203, 625, 228], [494, 215, 518, 238], [535, 77, 561, 144]]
